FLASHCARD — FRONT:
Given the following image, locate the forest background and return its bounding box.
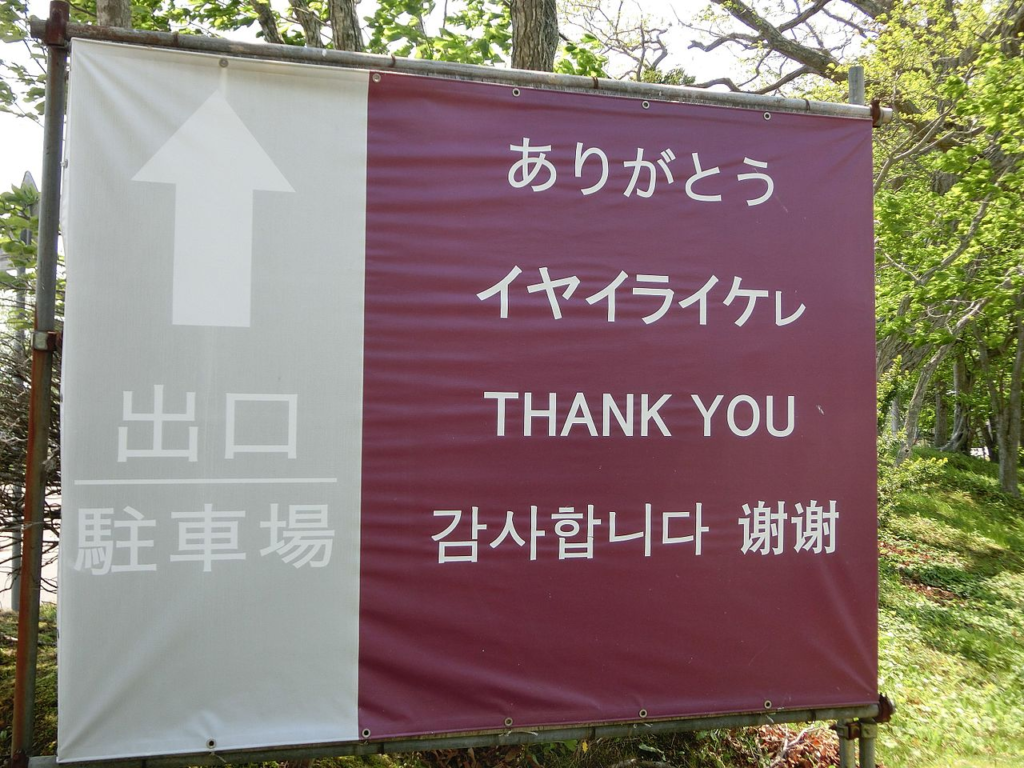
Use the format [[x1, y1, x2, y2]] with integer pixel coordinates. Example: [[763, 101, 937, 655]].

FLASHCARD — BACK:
[[2, 0, 1024, 766]]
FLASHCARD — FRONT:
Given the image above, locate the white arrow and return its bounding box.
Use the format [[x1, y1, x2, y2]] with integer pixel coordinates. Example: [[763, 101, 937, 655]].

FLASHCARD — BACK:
[[134, 91, 293, 328]]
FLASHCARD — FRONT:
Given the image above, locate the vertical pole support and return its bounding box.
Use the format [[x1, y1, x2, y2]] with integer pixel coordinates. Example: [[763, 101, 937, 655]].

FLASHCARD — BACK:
[[848, 65, 866, 106], [10, 2, 69, 767], [833, 720, 857, 768], [859, 720, 878, 768]]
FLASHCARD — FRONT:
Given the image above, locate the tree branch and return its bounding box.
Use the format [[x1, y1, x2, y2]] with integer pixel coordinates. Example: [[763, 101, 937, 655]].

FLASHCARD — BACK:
[[691, 77, 744, 91], [779, 0, 830, 32], [918, 175, 1009, 285], [751, 64, 814, 93], [288, 0, 324, 48], [706, 0, 842, 79], [689, 31, 759, 54], [249, 1, 284, 45], [840, 0, 892, 20]]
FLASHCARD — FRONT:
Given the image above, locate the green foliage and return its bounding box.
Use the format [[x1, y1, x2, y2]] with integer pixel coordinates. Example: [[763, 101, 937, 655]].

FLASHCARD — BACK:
[[0, 604, 57, 756], [873, 1, 1024, 376], [159, 0, 262, 37], [877, 358, 907, 432], [366, 0, 511, 66], [553, 33, 607, 78], [366, 0, 438, 59], [0, 0, 44, 119], [0, 178, 37, 321], [0, 0, 255, 125], [877, 362, 947, 522], [879, 449, 1024, 766], [878, 429, 947, 522], [873, 11, 1024, 471], [0, 177, 62, 590], [637, 66, 695, 86]]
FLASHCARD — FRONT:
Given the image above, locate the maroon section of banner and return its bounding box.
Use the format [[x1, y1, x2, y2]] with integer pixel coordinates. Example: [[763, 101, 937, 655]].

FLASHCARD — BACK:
[[359, 73, 877, 737]]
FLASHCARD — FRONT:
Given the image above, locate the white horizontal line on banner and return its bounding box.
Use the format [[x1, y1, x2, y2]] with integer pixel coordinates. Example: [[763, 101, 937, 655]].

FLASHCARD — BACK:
[[74, 478, 339, 486]]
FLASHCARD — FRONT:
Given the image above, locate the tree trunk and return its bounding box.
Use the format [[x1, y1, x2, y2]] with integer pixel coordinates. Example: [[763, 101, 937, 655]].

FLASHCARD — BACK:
[[975, 312, 1024, 496], [329, 0, 364, 52], [511, 0, 559, 71], [986, 417, 1000, 464], [999, 314, 1024, 494], [900, 344, 951, 461], [289, 0, 324, 47], [251, 1, 285, 45], [96, 0, 131, 27], [900, 303, 991, 461], [941, 350, 973, 453], [933, 378, 949, 447]]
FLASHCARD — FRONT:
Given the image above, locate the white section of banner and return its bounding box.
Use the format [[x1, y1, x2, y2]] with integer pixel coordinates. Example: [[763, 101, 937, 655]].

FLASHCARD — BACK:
[[59, 40, 368, 761]]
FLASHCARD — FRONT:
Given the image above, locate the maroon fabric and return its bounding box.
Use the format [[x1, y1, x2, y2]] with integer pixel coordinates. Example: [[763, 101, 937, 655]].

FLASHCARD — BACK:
[[359, 73, 877, 737]]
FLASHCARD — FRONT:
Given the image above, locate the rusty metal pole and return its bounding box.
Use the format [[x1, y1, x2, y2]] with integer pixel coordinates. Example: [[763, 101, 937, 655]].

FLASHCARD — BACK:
[[10, 3, 69, 767]]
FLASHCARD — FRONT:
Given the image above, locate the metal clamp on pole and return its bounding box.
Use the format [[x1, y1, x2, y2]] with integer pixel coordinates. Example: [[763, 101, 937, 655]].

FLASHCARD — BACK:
[[31, 330, 57, 352], [832, 694, 895, 768], [848, 64, 890, 130], [832, 719, 858, 768], [42, 0, 68, 47], [876, 693, 896, 724], [871, 99, 884, 128]]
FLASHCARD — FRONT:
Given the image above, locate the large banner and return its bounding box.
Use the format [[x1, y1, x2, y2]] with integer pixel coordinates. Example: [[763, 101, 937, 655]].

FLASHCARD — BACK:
[[60, 40, 877, 763]]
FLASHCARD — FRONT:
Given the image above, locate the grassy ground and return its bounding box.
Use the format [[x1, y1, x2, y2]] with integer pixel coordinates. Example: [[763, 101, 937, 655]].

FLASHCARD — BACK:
[[3, 448, 1024, 767], [878, 448, 1024, 766], [0, 601, 58, 758]]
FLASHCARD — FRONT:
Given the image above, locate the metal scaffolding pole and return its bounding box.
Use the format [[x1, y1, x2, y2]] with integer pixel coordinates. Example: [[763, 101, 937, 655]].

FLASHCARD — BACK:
[[28, 18, 892, 125], [28, 703, 883, 768], [10, 3, 68, 767]]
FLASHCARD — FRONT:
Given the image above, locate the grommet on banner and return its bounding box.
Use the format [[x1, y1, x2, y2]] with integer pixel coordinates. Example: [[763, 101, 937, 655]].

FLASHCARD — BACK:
[[219, 58, 228, 68], [504, 717, 514, 727], [763, 112, 772, 121], [641, 100, 650, 109], [764, 700, 773, 710], [206, 739, 216, 750], [372, 73, 381, 83], [638, 709, 648, 718], [512, 88, 521, 97], [361, 728, 372, 739]]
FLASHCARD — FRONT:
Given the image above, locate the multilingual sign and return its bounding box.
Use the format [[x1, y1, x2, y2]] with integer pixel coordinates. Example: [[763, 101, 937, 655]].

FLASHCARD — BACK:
[[59, 39, 877, 763]]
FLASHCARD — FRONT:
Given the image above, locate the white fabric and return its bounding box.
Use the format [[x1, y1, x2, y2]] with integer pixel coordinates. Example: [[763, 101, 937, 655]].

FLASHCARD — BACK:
[[59, 40, 368, 761]]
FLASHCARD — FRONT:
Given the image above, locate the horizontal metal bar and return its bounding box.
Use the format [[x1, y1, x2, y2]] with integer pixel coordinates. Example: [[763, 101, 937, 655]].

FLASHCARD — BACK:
[[28, 19, 892, 123], [31, 704, 879, 768]]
